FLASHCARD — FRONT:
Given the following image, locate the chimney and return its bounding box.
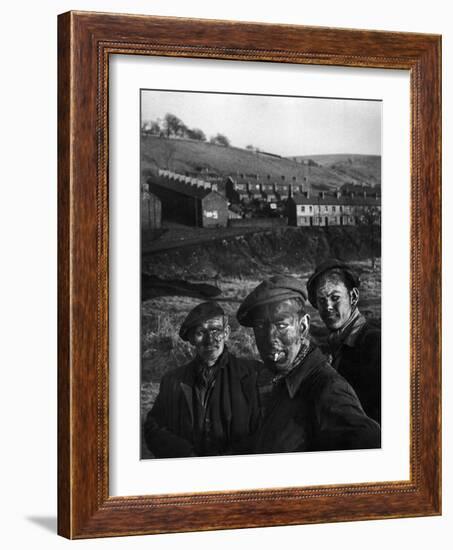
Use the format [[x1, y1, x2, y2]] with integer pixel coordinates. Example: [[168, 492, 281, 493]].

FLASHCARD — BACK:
[[336, 191, 341, 199], [281, 175, 286, 181]]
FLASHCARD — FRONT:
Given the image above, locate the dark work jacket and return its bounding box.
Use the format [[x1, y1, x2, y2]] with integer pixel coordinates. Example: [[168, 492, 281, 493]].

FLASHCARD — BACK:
[[144, 350, 260, 458], [253, 347, 381, 454], [332, 321, 381, 425]]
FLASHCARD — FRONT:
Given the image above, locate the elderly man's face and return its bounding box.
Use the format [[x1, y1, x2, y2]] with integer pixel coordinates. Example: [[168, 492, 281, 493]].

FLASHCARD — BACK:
[[315, 273, 358, 331], [189, 316, 230, 366], [252, 299, 309, 372]]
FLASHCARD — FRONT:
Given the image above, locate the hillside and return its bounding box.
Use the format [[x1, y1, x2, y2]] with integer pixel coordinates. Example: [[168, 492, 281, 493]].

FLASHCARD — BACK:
[[291, 154, 381, 186], [141, 136, 380, 189], [142, 225, 381, 281]]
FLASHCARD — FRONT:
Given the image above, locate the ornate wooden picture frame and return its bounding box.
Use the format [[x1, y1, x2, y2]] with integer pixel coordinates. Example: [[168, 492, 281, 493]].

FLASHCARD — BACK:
[[58, 11, 441, 539]]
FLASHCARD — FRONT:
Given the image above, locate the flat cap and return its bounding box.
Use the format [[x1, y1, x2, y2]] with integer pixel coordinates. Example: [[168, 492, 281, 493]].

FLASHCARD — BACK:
[[237, 275, 307, 327], [179, 301, 225, 341], [306, 259, 360, 308]]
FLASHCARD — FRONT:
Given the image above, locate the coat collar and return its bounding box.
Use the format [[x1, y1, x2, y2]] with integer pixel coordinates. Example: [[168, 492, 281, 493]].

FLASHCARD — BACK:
[[328, 309, 366, 350]]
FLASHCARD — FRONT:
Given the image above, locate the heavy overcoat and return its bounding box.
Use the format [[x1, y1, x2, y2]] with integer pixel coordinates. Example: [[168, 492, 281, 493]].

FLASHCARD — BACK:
[[253, 347, 381, 454], [144, 351, 260, 458]]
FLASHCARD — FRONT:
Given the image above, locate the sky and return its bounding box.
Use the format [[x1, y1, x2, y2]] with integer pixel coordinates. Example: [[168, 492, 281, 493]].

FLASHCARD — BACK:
[[141, 89, 381, 157]]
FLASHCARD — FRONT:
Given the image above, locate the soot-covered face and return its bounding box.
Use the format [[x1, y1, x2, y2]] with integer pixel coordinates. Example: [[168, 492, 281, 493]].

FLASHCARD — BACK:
[[189, 316, 230, 366], [251, 299, 309, 372], [315, 272, 359, 331]]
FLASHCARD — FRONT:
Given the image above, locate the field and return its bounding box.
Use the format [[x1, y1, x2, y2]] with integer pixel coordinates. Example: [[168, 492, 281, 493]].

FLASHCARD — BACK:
[[291, 154, 381, 187], [141, 136, 381, 190]]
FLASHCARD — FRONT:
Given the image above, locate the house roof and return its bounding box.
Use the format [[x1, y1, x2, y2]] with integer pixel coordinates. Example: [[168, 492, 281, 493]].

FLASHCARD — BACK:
[[149, 176, 222, 201], [290, 193, 381, 207]]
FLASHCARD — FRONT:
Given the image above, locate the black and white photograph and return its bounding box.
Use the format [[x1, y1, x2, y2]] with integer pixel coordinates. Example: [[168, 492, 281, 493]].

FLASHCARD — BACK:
[[140, 89, 382, 460]]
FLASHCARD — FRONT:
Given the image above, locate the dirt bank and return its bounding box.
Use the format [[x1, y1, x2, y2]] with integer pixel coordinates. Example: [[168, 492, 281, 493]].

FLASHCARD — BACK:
[[143, 225, 380, 280]]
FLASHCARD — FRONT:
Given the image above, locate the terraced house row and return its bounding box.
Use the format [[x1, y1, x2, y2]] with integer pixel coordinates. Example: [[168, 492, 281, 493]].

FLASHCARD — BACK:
[[287, 190, 381, 227], [142, 169, 381, 230]]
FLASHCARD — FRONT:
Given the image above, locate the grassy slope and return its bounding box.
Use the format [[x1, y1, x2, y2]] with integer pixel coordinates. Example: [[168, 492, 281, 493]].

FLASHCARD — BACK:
[[141, 136, 380, 189], [291, 154, 381, 186], [142, 226, 381, 281]]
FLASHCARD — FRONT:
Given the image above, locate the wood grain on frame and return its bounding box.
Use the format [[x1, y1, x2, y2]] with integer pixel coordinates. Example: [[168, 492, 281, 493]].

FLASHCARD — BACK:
[[57, 11, 441, 539]]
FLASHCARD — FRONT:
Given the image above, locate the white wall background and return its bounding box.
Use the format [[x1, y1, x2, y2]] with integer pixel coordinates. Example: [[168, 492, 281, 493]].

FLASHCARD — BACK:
[[0, 1, 450, 548]]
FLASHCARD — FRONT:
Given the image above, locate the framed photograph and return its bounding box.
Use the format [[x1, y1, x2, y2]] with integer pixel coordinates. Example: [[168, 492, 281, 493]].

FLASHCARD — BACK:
[[58, 11, 441, 538]]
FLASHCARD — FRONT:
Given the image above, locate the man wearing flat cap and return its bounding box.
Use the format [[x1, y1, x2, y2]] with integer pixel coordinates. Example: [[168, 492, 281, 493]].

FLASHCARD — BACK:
[[307, 260, 381, 424], [237, 275, 380, 454], [144, 301, 260, 458]]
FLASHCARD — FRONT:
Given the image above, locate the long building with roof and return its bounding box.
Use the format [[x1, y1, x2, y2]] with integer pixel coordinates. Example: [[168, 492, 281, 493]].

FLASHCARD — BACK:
[[287, 190, 381, 227], [148, 170, 228, 228]]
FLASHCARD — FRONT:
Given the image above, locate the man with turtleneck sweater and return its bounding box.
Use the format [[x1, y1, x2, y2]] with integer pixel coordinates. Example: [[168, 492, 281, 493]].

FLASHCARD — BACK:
[[307, 260, 381, 425]]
